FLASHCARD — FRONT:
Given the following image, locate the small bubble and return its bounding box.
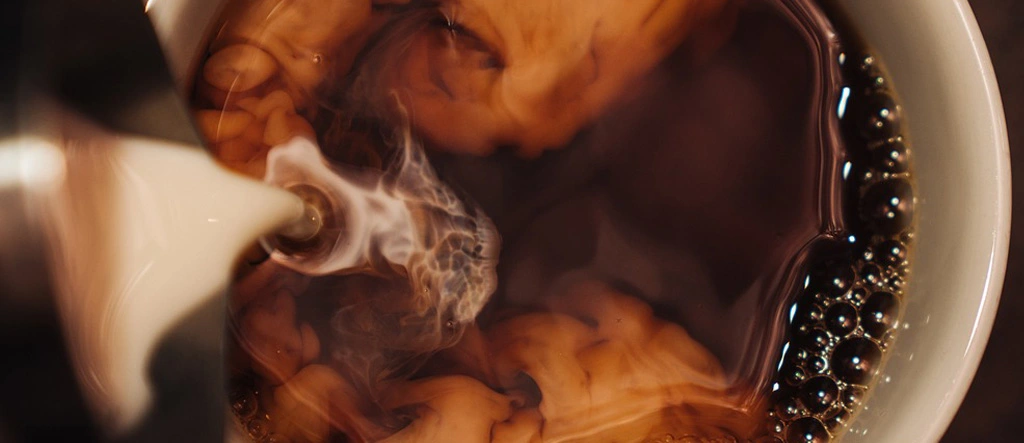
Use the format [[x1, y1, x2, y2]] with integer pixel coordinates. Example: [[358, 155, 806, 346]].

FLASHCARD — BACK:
[[809, 356, 829, 373], [786, 417, 831, 443], [899, 231, 915, 244], [859, 263, 884, 287], [230, 387, 258, 419], [800, 328, 832, 352], [796, 323, 813, 336], [853, 53, 876, 73], [773, 419, 786, 433], [882, 329, 899, 348], [860, 291, 900, 339], [831, 338, 883, 385], [872, 140, 911, 173], [857, 92, 901, 141], [812, 263, 855, 298], [875, 240, 908, 268], [889, 274, 907, 289], [824, 407, 851, 430], [795, 299, 826, 326], [825, 303, 859, 337], [841, 385, 867, 409], [846, 288, 868, 306], [860, 55, 875, 70], [860, 179, 914, 236], [783, 363, 810, 386], [775, 397, 806, 420], [247, 417, 270, 441], [867, 74, 887, 91], [861, 248, 875, 262], [789, 347, 810, 364], [799, 376, 840, 414]]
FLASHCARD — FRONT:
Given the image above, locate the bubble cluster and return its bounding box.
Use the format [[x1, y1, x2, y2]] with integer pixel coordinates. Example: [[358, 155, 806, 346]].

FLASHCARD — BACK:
[[766, 48, 914, 442], [230, 376, 289, 443]]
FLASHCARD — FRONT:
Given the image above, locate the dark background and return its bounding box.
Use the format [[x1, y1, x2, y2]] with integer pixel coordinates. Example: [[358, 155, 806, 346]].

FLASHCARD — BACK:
[[942, 1, 1023, 441]]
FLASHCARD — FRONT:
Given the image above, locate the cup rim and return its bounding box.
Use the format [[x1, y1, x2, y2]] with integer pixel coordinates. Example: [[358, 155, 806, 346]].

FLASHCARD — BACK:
[[910, 1, 1009, 440], [909, 0, 1003, 437], [836, 0, 1011, 440]]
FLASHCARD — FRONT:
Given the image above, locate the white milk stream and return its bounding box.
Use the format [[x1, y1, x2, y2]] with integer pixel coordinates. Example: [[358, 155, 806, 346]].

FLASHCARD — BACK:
[[40, 118, 500, 436], [39, 125, 307, 433]]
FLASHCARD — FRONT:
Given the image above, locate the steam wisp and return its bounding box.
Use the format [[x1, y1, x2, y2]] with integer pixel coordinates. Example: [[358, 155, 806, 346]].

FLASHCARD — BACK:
[[263, 130, 500, 327]]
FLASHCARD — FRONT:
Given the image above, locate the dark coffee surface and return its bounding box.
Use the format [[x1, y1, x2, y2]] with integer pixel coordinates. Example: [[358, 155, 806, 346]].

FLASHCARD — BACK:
[[943, 1, 1024, 441], [430, 2, 828, 384]]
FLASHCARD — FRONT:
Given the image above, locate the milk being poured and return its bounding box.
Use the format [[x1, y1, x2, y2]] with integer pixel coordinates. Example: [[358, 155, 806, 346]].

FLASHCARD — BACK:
[[40, 118, 307, 432]]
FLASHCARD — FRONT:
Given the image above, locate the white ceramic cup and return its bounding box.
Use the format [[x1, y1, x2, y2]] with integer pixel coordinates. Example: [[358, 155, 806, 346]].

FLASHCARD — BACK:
[[146, 0, 1011, 441], [833, 1, 1009, 442]]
